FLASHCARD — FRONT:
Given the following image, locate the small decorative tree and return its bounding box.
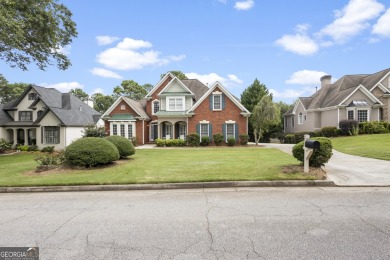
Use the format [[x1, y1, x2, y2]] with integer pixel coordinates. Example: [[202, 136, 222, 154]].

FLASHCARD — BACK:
[[251, 95, 280, 145]]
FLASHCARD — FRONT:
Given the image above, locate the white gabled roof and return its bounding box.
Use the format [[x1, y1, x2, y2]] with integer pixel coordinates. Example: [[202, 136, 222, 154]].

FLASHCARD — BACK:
[[188, 81, 250, 115], [145, 72, 174, 98], [339, 85, 383, 106], [157, 77, 195, 96], [101, 96, 150, 120]]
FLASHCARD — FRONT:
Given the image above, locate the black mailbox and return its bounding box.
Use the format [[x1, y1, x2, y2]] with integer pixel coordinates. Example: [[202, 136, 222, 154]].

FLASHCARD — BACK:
[[305, 140, 320, 150]]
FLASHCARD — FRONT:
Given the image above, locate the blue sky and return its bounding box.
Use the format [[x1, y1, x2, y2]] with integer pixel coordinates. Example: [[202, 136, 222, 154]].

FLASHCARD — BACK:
[[1, 0, 390, 104]]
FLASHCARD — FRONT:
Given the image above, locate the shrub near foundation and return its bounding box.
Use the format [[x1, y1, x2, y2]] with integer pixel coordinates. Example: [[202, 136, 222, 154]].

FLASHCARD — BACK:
[[65, 137, 119, 167], [105, 135, 135, 158]]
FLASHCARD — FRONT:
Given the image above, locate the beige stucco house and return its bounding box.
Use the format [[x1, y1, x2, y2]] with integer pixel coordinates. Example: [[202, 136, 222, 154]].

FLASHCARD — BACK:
[[284, 68, 390, 133], [0, 85, 101, 150]]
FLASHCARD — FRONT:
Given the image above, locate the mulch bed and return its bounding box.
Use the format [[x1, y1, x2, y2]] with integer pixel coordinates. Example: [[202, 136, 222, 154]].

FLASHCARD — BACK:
[[282, 165, 326, 180]]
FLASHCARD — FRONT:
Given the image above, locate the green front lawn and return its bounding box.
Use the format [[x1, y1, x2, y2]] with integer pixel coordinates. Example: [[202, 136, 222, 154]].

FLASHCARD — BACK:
[[0, 148, 313, 187], [331, 134, 390, 160]]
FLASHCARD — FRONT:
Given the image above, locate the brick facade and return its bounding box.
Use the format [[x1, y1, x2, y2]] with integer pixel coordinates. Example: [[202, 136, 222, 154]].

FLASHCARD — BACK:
[[188, 87, 247, 139], [103, 76, 249, 145], [105, 100, 144, 145]]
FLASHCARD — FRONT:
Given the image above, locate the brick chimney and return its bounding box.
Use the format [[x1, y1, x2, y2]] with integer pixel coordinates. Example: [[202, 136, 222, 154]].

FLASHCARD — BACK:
[[320, 75, 332, 88]]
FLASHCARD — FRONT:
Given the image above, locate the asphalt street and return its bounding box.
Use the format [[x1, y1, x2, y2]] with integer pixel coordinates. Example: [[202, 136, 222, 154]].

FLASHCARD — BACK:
[[1, 187, 390, 259]]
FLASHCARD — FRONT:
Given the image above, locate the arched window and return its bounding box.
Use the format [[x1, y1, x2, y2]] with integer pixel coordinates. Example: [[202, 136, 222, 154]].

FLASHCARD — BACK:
[[298, 112, 303, 124], [37, 110, 43, 118]]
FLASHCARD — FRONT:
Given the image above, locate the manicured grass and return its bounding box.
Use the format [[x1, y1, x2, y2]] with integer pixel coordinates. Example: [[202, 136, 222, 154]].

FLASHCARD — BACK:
[[331, 134, 390, 160], [0, 148, 313, 187]]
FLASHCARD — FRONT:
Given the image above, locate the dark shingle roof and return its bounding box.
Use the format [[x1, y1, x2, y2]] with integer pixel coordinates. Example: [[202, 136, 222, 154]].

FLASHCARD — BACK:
[[1, 85, 101, 126], [181, 79, 209, 100], [297, 68, 390, 110], [0, 104, 13, 125]]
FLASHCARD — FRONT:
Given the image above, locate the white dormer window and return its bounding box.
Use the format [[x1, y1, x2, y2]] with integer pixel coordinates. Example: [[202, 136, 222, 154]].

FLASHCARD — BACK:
[[166, 97, 184, 111], [213, 94, 222, 110]]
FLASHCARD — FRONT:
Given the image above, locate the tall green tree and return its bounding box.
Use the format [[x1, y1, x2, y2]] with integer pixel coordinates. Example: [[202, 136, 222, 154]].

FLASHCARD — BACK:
[[113, 80, 147, 100], [161, 70, 188, 80], [91, 93, 115, 113], [240, 78, 269, 112], [251, 95, 281, 145], [240, 78, 270, 141], [142, 83, 154, 93], [0, 75, 29, 104], [275, 101, 291, 132], [0, 0, 78, 70], [70, 88, 88, 100]]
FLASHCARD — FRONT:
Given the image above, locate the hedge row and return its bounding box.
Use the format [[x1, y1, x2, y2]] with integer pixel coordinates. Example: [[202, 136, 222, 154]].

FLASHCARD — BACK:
[[155, 133, 250, 147], [283, 120, 390, 144]]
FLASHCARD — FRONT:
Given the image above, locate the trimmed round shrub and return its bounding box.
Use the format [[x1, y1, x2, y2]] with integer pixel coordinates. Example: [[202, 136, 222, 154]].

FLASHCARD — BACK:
[[200, 136, 210, 146], [187, 133, 200, 147], [213, 133, 224, 146], [227, 137, 236, 146], [105, 135, 135, 158], [284, 134, 296, 144], [65, 137, 119, 167], [320, 126, 338, 137], [292, 137, 333, 167]]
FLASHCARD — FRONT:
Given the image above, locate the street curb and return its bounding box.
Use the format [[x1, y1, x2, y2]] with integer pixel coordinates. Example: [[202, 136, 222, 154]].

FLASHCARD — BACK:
[[0, 180, 335, 193]]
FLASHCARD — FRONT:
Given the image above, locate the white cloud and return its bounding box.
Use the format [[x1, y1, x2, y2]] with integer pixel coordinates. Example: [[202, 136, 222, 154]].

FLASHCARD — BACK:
[[275, 24, 319, 55], [40, 82, 84, 92], [269, 88, 307, 99], [234, 0, 254, 10], [116, 38, 152, 49], [372, 8, 390, 37], [228, 74, 243, 84], [96, 38, 185, 70], [90, 68, 123, 79], [185, 72, 243, 87], [319, 0, 384, 43], [286, 70, 328, 85], [96, 36, 120, 46]]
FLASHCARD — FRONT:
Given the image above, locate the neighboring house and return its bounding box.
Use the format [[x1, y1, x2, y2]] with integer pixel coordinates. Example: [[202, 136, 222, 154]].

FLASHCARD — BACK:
[[101, 73, 251, 144], [0, 85, 101, 150], [284, 68, 390, 133]]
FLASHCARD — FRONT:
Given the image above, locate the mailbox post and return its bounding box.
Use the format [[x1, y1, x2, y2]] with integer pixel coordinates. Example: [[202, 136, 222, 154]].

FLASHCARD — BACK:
[[303, 135, 320, 173]]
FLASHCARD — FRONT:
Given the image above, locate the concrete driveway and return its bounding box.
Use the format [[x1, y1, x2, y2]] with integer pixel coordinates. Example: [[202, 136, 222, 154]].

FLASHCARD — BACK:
[[260, 143, 390, 186]]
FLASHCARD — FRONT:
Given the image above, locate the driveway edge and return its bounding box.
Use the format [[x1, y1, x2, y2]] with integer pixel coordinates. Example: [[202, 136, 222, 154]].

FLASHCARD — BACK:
[[0, 180, 335, 193]]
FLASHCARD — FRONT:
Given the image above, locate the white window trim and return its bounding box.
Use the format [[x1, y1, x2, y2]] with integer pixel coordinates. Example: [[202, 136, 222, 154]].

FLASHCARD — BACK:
[[346, 108, 355, 120], [166, 96, 185, 111], [213, 94, 222, 111], [110, 122, 136, 139], [152, 99, 160, 115], [298, 112, 303, 124], [225, 123, 235, 142], [357, 108, 369, 122], [200, 123, 209, 141], [120, 104, 126, 111], [225, 120, 235, 124]]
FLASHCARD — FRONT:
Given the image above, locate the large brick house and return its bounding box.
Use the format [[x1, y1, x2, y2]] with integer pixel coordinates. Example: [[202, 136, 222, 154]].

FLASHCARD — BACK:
[[284, 68, 390, 133], [101, 73, 251, 144]]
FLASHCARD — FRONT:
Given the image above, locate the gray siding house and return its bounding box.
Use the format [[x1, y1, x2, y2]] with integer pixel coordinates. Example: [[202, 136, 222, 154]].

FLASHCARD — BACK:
[[0, 85, 101, 150], [284, 68, 390, 133]]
